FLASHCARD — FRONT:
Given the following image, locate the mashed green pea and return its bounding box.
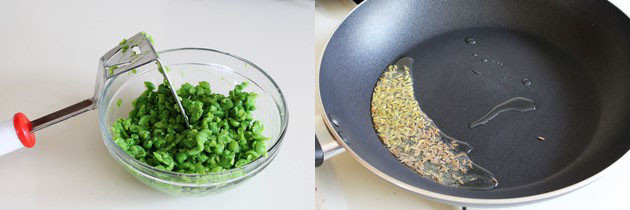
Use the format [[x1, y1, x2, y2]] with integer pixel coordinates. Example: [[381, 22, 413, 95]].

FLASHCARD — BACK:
[[110, 80, 268, 174]]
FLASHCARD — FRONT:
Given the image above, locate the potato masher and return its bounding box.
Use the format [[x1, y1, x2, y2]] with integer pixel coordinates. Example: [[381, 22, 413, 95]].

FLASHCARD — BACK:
[[0, 32, 190, 155]]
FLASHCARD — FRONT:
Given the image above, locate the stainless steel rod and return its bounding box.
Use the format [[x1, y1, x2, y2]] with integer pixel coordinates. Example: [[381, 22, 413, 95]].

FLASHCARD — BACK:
[[30, 99, 95, 133], [156, 58, 191, 128]]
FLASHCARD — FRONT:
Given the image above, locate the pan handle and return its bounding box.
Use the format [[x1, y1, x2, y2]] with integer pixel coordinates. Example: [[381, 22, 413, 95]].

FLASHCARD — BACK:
[[315, 136, 324, 166], [315, 115, 345, 167]]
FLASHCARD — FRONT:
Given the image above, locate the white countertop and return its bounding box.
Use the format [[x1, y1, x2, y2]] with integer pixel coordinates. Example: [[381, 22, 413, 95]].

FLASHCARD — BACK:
[[315, 0, 630, 210], [0, 1, 314, 210]]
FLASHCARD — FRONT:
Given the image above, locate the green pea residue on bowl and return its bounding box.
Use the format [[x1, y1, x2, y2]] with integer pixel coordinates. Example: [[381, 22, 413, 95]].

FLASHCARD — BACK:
[[110, 80, 269, 174]]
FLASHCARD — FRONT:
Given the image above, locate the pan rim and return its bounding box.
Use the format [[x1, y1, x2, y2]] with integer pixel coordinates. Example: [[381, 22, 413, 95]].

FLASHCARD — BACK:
[[316, 0, 630, 206]]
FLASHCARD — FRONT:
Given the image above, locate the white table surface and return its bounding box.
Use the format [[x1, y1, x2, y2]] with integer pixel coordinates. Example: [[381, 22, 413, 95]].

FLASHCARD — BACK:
[[315, 0, 630, 210], [0, 1, 314, 210]]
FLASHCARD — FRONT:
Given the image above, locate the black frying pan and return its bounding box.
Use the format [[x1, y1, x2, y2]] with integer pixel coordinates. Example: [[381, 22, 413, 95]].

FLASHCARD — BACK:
[[316, 0, 630, 206]]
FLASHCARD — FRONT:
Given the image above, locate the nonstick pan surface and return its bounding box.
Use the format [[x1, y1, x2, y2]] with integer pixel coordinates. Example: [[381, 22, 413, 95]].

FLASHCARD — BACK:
[[319, 0, 630, 203]]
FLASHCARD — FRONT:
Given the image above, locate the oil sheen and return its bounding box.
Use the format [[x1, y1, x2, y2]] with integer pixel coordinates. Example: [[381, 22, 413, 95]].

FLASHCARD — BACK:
[[371, 57, 498, 190], [469, 97, 536, 128]]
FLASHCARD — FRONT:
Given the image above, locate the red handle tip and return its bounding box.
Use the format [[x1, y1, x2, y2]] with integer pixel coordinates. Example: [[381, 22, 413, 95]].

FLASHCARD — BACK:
[[13, 113, 35, 148]]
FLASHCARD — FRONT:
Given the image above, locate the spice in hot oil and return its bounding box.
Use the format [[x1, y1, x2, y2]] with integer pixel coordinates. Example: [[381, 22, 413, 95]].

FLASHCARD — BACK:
[[370, 57, 498, 190]]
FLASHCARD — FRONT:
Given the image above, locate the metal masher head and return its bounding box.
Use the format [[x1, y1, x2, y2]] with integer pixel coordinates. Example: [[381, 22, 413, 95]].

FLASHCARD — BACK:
[[96, 32, 191, 127], [26, 32, 190, 134]]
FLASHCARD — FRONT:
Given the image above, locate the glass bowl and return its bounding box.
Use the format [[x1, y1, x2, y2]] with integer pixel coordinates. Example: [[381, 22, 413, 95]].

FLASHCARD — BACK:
[[98, 48, 288, 196]]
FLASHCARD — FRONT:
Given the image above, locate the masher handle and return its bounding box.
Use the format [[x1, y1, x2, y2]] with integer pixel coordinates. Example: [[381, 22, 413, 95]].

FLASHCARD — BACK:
[[0, 99, 96, 156], [30, 99, 95, 132]]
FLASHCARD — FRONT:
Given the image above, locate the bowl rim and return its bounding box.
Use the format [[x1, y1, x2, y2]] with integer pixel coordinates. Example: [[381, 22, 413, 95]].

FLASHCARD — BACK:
[[98, 47, 289, 178]]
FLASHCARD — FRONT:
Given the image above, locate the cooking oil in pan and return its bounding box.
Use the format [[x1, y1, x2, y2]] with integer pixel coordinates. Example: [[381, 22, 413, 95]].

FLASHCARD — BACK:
[[371, 57, 498, 190], [469, 97, 536, 128], [521, 77, 532, 87], [465, 37, 477, 45]]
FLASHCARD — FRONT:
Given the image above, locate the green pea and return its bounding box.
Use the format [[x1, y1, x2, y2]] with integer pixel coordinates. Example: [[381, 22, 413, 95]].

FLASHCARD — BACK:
[[253, 141, 266, 155], [210, 166, 223, 172], [142, 140, 153, 149], [228, 141, 240, 153], [229, 118, 240, 127], [129, 125, 141, 133], [194, 163, 205, 173], [138, 115, 151, 127], [153, 151, 174, 170], [199, 81, 210, 90], [197, 154, 208, 163], [180, 161, 194, 170], [214, 143, 225, 155], [245, 151, 259, 161], [176, 152, 187, 164], [144, 82, 155, 91], [235, 159, 249, 167], [129, 145, 146, 158], [138, 130, 150, 140], [114, 137, 129, 151]]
